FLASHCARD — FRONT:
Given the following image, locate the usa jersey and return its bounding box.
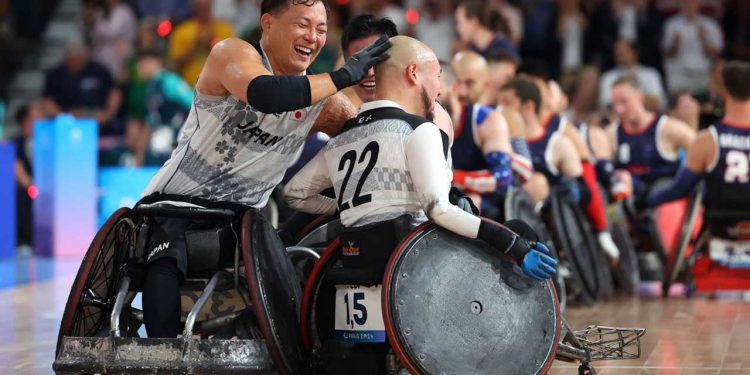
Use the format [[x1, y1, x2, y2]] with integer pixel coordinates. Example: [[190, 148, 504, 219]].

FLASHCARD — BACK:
[[322, 101, 449, 227], [705, 122, 750, 239], [143, 43, 326, 207], [614, 114, 680, 185], [451, 103, 494, 171], [527, 114, 565, 183]]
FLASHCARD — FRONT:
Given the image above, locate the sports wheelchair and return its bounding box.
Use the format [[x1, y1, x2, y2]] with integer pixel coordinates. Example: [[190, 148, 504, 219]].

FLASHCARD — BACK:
[[53, 201, 308, 374], [662, 182, 750, 296], [300, 221, 646, 375]]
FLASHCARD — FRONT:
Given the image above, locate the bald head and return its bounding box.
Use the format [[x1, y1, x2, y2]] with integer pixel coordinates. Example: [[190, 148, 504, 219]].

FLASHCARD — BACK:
[[376, 36, 438, 79], [451, 51, 488, 103], [374, 36, 442, 120]]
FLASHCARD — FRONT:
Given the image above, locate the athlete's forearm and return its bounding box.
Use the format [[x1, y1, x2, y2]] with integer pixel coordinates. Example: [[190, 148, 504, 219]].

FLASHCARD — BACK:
[[283, 152, 337, 215]]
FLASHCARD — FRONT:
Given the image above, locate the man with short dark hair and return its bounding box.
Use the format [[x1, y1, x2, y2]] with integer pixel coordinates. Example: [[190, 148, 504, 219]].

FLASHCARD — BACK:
[[340, 14, 399, 106], [139, 0, 391, 338]]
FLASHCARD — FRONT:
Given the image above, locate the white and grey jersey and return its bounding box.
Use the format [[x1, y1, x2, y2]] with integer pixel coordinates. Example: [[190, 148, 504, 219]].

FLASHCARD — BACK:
[[284, 100, 483, 239], [143, 48, 326, 208]]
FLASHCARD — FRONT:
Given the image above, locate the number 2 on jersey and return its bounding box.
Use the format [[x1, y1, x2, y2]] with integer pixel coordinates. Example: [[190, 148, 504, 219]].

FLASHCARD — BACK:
[[338, 141, 380, 211], [725, 150, 750, 183]]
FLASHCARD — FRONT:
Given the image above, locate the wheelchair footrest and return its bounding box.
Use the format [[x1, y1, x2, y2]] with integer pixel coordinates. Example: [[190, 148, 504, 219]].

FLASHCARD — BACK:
[[574, 325, 646, 361], [53, 336, 274, 374]]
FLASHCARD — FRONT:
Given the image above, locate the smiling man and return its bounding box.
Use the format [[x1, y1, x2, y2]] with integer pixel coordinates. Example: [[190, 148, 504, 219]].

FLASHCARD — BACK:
[[138, 0, 391, 339]]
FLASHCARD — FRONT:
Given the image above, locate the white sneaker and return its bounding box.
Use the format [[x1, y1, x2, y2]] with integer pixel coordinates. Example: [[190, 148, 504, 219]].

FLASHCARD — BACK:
[[597, 231, 620, 262]]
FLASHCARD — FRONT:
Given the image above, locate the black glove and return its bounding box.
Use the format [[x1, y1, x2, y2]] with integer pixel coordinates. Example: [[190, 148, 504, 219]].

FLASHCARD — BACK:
[[329, 35, 391, 90], [449, 187, 479, 215]]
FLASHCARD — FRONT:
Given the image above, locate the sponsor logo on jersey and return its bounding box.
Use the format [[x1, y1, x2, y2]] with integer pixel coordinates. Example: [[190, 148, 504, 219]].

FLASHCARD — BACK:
[[342, 241, 360, 256]]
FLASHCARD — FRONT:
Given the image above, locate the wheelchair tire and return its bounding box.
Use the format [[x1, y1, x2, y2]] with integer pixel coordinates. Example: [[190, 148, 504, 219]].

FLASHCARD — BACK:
[[550, 192, 600, 303], [55, 207, 135, 357], [610, 221, 639, 295], [595, 251, 615, 301], [504, 188, 566, 310], [663, 183, 704, 297]]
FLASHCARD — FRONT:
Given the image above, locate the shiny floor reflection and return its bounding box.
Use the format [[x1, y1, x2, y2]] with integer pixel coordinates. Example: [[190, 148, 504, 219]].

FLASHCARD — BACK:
[[2, 257, 749, 375]]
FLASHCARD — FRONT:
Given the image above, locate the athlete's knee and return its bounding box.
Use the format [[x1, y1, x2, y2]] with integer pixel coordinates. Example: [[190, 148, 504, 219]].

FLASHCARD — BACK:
[[523, 173, 550, 204]]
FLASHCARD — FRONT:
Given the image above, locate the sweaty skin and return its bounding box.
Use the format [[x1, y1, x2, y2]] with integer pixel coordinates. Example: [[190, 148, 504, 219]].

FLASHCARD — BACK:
[[195, 2, 357, 136]]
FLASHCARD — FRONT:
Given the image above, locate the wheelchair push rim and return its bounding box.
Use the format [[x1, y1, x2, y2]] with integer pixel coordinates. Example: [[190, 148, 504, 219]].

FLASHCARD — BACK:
[[55, 207, 134, 357]]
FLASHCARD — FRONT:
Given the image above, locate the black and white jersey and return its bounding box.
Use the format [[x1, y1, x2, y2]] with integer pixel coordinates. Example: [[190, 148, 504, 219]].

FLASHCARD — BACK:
[[285, 100, 482, 239], [143, 45, 326, 208]]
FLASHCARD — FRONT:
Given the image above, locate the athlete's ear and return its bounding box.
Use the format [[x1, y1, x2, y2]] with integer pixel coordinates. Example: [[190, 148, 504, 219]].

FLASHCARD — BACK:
[[406, 63, 419, 86], [260, 13, 273, 34]]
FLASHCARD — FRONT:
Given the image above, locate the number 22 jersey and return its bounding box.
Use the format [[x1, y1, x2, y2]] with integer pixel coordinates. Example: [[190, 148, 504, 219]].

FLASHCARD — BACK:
[[283, 100, 452, 228]]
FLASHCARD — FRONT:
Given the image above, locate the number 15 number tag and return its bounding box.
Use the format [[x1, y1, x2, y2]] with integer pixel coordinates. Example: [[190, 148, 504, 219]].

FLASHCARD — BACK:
[[334, 284, 386, 343]]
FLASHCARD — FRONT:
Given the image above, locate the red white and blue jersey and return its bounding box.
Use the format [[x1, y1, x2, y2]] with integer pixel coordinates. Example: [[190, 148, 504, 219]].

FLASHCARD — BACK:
[[705, 121, 750, 239], [527, 114, 566, 183], [614, 114, 680, 185], [451, 103, 495, 171]]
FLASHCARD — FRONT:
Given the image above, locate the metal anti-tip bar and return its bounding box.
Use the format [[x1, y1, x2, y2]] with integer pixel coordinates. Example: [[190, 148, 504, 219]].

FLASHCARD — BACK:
[[183, 272, 224, 337], [111, 276, 132, 338]]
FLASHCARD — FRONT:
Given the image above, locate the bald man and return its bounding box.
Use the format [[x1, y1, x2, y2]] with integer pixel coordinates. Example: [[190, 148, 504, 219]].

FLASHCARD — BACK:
[[446, 51, 534, 215], [282, 35, 555, 372]]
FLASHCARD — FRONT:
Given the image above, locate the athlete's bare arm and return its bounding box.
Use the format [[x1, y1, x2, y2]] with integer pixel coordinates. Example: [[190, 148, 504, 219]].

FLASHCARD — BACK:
[[309, 92, 358, 137], [477, 110, 512, 154], [662, 117, 697, 154], [196, 37, 341, 104], [433, 103, 455, 145], [283, 149, 337, 214], [554, 136, 584, 178], [606, 123, 618, 160], [500, 107, 526, 139], [588, 125, 613, 160], [563, 122, 590, 160], [684, 129, 717, 174]]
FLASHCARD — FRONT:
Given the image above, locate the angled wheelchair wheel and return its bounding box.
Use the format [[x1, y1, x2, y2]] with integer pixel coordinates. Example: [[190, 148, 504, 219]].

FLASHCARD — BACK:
[[300, 238, 341, 352], [663, 183, 704, 297], [55, 207, 135, 357], [383, 223, 561, 375], [505, 188, 566, 310], [609, 221, 640, 295], [242, 210, 307, 375], [550, 190, 600, 303]]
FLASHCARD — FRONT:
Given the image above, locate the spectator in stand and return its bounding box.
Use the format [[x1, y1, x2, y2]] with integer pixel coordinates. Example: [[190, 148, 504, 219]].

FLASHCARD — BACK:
[[661, 0, 723, 95], [721, 0, 750, 61], [133, 49, 194, 166], [41, 39, 123, 135], [413, 0, 454, 62], [212, 0, 260, 39], [82, 0, 138, 84], [355, 0, 406, 34], [489, 0, 523, 46], [12, 103, 42, 256], [586, 0, 663, 75], [454, 0, 518, 60], [168, 0, 233, 86], [599, 39, 666, 110], [668, 90, 700, 131], [481, 50, 518, 107], [135, 0, 191, 22], [557, 0, 587, 74]]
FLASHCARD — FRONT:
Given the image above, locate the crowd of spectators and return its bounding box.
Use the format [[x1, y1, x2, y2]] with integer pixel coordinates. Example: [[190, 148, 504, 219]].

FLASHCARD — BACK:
[[1, 0, 748, 251]]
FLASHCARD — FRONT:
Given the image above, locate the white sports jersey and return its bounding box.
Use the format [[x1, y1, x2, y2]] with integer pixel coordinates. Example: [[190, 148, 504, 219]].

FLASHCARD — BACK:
[[285, 100, 483, 239], [143, 46, 327, 208]]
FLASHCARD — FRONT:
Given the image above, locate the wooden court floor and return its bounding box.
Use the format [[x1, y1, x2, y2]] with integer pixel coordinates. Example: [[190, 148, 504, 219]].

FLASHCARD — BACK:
[[2, 271, 749, 375]]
